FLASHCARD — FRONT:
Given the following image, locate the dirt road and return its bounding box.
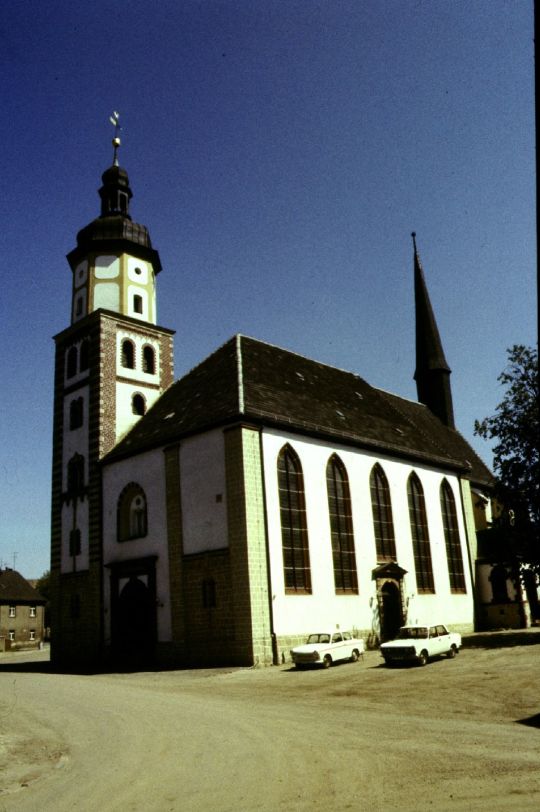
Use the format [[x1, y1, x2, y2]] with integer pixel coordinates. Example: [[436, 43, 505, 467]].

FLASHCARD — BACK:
[[1, 643, 539, 811]]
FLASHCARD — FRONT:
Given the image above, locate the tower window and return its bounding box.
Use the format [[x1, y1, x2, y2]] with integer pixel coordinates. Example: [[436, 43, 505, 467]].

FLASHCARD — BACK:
[[132, 393, 146, 415], [277, 444, 311, 594], [142, 345, 155, 374], [407, 472, 435, 593], [79, 339, 90, 371], [117, 483, 148, 541], [121, 339, 135, 369], [66, 346, 78, 379], [69, 528, 81, 556], [67, 454, 85, 500], [133, 295, 143, 314], [202, 578, 217, 608], [69, 397, 84, 430]]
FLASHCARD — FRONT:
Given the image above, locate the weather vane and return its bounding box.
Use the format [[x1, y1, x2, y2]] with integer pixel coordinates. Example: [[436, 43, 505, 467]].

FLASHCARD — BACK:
[[109, 111, 122, 166]]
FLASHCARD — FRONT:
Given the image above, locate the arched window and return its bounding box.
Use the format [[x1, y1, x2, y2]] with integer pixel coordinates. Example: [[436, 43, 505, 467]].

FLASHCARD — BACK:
[[67, 454, 85, 500], [370, 464, 396, 562], [132, 393, 146, 415], [407, 472, 434, 593], [142, 345, 155, 374], [121, 339, 135, 369], [117, 483, 148, 541], [440, 480, 466, 593], [79, 339, 90, 371], [66, 346, 78, 379], [69, 397, 84, 430], [326, 455, 358, 593], [277, 445, 311, 593]]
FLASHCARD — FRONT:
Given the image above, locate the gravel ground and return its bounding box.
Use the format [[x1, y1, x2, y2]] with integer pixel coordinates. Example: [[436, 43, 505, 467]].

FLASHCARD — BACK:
[[0, 641, 539, 811]]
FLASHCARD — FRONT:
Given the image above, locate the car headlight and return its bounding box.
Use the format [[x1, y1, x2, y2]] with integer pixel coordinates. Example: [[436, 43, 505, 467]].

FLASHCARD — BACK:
[[312, 651, 319, 660]]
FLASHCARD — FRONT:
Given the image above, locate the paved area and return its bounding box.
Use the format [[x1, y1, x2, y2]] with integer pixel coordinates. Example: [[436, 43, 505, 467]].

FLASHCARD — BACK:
[[1, 639, 539, 811]]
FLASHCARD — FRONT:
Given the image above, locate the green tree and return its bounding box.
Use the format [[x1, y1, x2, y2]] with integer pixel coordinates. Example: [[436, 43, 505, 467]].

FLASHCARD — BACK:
[[474, 344, 539, 566]]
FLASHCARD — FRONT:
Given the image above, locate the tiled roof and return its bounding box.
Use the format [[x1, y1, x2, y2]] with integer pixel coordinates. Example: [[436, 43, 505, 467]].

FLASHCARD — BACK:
[[0, 569, 45, 603], [105, 335, 493, 486]]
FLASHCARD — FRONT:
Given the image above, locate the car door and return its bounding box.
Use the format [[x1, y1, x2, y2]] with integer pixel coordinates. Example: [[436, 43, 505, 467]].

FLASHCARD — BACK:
[[429, 626, 444, 656], [331, 632, 345, 661]]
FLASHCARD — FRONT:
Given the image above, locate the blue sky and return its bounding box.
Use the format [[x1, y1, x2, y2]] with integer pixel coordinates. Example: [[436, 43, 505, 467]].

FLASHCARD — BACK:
[[0, 0, 536, 577]]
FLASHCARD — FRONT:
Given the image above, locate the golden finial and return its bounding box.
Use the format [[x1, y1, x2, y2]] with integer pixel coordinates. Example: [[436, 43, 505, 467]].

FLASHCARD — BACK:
[[109, 111, 121, 166]]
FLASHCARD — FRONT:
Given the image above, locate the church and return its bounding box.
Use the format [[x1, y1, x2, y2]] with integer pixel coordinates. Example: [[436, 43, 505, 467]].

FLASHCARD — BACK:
[[50, 138, 494, 669]]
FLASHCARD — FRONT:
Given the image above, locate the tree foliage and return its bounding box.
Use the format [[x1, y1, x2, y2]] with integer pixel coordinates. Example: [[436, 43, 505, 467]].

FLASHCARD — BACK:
[[474, 345, 539, 563]]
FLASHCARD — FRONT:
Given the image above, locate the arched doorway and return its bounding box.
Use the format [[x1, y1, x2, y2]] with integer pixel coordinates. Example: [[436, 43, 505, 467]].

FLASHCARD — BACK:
[[109, 559, 157, 667], [372, 562, 407, 643], [380, 581, 403, 641]]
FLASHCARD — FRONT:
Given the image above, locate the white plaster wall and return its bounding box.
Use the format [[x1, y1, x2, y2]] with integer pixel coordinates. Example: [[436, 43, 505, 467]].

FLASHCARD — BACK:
[[60, 499, 89, 573], [95, 255, 120, 278], [116, 331, 160, 381], [102, 448, 171, 644], [72, 288, 87, 322], [127, 284, 149, 321], [261, 429, 474, 637], [62, 387, 89, 490], [127, 257, 149, 284], [94, 281, 120, 312], [180, 430, 228, 554], [115, 381, 161, 440], [74, 259, 88, 287], [60, 386, 90, 573], [63, 342, 90, 386]]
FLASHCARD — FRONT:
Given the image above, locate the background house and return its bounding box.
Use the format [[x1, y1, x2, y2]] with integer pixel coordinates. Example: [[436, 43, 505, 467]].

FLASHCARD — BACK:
[[0, 569, 46, 652]]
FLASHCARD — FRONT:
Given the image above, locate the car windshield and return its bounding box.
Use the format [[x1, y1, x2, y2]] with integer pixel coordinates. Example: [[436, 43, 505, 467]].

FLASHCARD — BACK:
[[306, 634, 330, 644], [397, 627, 428, 640]]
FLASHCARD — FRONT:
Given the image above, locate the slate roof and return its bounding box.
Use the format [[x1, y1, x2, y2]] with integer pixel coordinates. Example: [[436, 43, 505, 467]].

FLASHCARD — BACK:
[[0, 569, 45, 603], [105, 334, 493, 486]]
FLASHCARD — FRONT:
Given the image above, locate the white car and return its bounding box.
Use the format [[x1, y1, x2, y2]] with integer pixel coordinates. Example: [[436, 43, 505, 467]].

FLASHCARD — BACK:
[[290, 631, 365, 669], [380, 624, 462, 666]]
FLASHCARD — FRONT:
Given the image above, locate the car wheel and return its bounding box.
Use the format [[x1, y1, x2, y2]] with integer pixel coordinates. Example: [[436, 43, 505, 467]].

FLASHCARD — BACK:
[[323, 655, 332, 669], [447, 645, 457, 659], [350, 649, 360, 663], [418, 650, 428, 666]]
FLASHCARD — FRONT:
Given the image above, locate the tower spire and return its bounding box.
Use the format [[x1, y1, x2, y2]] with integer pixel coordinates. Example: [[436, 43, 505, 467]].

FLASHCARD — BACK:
[[109, 111, 121, 166], [412, 232, 455, 428]]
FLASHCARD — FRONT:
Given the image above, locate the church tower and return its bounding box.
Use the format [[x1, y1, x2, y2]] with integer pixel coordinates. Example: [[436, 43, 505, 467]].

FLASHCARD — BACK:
[[50, 118, 175, 666], [412, 233, 455, 429]]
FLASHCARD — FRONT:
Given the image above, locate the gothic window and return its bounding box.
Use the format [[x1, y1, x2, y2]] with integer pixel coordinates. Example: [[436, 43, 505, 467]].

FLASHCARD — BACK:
[[132, 394, 146, 415], [370, 463, 396, 562], [142, 345, 155, 374], [326, 455, 358, 593], [69, 397, 84, 430], [67, 454, 85, 500], [121, 339, 135, 369], [79, 339, 89, 371], [440, 480, 466, 593], [277, 445, 311, 593], [66, 346, 78, 378], [407, 472, 435, 593], [133, 295, 143, 314], [117, 483, 148, 541]]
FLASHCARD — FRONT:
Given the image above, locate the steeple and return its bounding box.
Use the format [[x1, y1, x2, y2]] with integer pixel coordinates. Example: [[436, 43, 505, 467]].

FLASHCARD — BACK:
[[66, 113, 162, 325], [412, 233, 455, 428]]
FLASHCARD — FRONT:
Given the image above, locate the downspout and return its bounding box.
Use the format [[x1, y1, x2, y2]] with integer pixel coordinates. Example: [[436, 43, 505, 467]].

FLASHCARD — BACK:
[[459, 478, 479, 631], [258, 427, 278, 664]]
